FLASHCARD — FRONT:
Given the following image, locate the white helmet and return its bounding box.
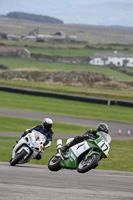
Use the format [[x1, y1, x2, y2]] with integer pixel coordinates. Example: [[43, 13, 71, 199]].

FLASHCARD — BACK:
[[42, 118, 53, 130]]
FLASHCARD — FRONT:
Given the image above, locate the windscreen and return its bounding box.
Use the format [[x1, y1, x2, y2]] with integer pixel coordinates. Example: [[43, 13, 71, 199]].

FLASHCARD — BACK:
[[32, 130, 46, 141], [99, 132, 112, 145]]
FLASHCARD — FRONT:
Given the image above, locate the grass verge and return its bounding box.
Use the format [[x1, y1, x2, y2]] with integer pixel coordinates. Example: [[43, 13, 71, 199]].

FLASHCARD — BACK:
[[0, 91, 133, 124], [0, 80, 133, 101], [0, 116, 92, 134], [0, 136, 133, 172]]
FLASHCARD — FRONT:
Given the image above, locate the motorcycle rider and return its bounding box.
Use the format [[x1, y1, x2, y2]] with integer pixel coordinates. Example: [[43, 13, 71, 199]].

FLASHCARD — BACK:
[[61, 123, 109, 158], [15, 118, 54, 160]]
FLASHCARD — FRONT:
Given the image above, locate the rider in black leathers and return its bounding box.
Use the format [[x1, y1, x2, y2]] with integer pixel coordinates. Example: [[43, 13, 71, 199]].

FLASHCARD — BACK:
[[61, 123, 109, 157]]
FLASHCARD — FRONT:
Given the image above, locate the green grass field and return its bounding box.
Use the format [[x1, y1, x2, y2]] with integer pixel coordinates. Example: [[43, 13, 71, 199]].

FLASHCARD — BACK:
[[0, 136, 133, 172], [0, 116, 92, 134], [0, 87, 133, 172], [0, 92, 133, 172], [28, 47, 133, 57], [0, 40, 133, 172], [1, 40, 133, 50], [0, 40, 133, 102], [1, 79, 133, 101], [0, 58, 133, 82], [0, 40, 86, 48], [0, 26, 133, 172], [28, 47, 112, 57], [0, 91, 133, 124]]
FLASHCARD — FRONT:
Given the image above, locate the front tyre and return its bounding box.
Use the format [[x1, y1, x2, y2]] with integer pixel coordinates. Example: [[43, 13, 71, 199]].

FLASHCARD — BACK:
[[10, 150, 28, 166], [48, 155, 62, 171], [77, 154, 100, 173]]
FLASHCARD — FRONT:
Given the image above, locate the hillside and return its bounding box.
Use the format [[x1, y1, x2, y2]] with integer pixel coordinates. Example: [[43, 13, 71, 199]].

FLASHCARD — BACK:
[[1, 17, 133, 43], [1, 12, 64, 24]]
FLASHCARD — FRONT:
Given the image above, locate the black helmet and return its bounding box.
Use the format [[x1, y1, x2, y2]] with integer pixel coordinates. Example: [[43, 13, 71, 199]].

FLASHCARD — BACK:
[[97, 123, 109, 134], [42, 118, 53, 131]]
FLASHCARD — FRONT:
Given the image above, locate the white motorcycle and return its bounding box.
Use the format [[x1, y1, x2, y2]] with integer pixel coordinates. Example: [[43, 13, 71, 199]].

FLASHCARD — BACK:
[[10, 130, 47, 166]]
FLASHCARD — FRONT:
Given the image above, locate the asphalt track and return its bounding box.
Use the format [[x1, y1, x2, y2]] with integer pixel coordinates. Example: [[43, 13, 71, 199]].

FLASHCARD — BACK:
[[0, 162, 133, 200]]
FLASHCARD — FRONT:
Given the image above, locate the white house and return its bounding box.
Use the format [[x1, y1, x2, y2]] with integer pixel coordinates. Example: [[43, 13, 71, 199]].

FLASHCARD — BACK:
[[89, 52, 133, 67]]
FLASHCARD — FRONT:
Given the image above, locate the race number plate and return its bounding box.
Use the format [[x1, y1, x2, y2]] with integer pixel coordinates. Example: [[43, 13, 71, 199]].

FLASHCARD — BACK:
[[97, 139, 110, 156]]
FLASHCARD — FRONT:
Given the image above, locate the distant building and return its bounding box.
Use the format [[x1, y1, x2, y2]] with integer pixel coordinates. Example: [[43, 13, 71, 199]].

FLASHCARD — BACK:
[[53, 31, 77, 42], [0, 47, 30, 59], [53, 31, 66, 37], [89, 51, 133, 67], [7, 34, 21, 41], [36, 31, 77, 42], [36, 34, 54, 42], [22, 35, 36, 41], [0, 32, 7, 40], [3, 29, 77, 43]]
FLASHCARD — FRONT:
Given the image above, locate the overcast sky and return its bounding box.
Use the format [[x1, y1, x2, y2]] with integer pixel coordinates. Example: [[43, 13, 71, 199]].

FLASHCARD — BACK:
[[0, 0, 133, 27]]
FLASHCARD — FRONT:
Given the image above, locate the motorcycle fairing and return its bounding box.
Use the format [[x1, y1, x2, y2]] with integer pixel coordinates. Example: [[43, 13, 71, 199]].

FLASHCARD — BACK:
[[60, 149, 78, 169], [60, 141, 90, 169], [70, 141, 90, 157]]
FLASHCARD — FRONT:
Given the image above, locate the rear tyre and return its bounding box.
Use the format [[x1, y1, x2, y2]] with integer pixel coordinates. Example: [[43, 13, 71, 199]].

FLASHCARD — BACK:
[[10, 150, 28, 166], [77, 154, 100, 173], [48, 155, 62, 171]]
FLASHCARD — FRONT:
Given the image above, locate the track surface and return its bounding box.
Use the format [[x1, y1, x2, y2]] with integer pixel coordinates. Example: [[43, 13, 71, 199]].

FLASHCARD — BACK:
[[0, 108, 133, 139], [0, 162, 133, 200]]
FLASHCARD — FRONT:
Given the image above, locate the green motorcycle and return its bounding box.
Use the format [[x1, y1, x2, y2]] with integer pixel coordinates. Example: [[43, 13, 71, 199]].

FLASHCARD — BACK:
[[48, 132, 112, 173]]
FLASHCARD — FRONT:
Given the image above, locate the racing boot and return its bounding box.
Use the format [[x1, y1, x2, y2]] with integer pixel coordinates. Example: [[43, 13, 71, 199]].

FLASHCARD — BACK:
[[60, 145, 69, 159], [61, 136, 83, 159], [35, 152, 42, 160], [61, 140, 76, 159]]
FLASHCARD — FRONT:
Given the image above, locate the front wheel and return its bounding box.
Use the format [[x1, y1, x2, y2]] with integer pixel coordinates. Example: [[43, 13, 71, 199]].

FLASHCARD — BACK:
[[48, 155, 62, 171], [77, 154, 100, 173], [10, 149, 28, 166]]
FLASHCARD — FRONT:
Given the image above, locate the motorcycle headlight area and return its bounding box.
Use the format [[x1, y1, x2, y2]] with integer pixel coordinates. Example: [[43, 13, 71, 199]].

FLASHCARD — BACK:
[[30, 141, 35, 147], [30, 141, 43, 151]]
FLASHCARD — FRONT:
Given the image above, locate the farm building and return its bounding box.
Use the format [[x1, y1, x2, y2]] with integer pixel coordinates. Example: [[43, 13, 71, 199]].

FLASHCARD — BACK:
[[0, 47, 31, 59], [7, 34, 21, 41], [0, 32, 7, 40], [22, 35, 36, 41], [36, 31, 77, 42], [89, 51, 133, 67], [53, 31, 77, 42]]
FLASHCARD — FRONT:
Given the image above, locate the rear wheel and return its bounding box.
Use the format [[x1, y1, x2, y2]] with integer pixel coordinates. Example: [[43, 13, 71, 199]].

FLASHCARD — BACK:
[[77, 154, 100, 173], [10, 150, 28, 166], [48, 155, 62, 171]]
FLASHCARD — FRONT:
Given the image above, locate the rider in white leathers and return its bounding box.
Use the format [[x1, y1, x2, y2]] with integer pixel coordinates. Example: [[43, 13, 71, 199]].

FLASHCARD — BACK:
[[16, 118, 54, 160]]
